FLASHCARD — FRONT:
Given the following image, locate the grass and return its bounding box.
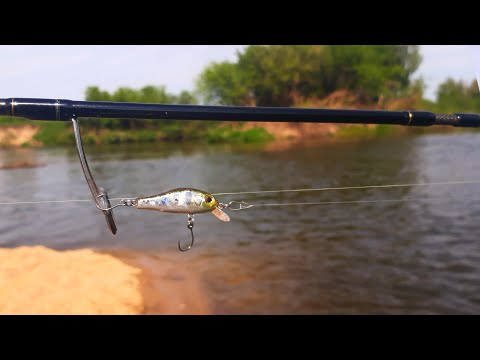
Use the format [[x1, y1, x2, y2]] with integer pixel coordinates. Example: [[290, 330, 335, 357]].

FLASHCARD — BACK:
[[333, 124, 405, 139], [33, 121, 73, 145], [206, 125, 274, 144], [4, 115, 474, 149], [0, 117, 29, 125], [0, 117, 275, 147]]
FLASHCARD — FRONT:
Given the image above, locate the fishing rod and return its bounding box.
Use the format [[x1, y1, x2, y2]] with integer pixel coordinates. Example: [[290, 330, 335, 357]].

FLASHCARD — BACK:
[[2, 97, 480, 251], [2, 97, 480, 127]]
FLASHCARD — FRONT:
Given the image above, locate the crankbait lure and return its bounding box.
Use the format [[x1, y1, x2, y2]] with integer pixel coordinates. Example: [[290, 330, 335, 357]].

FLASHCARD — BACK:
[[99, 188, 231, 251], [72, 117, 233, 251], [135, 188, 229, 221]]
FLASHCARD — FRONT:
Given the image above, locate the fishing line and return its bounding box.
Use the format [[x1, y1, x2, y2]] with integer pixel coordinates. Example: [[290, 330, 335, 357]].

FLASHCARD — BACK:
[[212, 180, 480, 196], [1, 179, 477, 205], [1, 180, 480, 206], [0, 199, 92, 205], [231, 196, 478, 210], [0, 197, 126, 205]]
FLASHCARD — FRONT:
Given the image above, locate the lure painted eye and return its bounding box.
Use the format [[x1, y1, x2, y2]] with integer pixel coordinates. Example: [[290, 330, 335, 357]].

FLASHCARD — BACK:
[[205, 196, 212, 203]]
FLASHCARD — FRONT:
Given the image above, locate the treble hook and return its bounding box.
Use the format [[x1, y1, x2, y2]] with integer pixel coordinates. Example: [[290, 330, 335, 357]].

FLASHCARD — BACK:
[[178, 214, 195, 252]]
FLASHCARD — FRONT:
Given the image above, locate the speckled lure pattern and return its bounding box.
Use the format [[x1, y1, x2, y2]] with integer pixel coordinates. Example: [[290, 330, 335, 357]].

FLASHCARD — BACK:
[[135, 188, 230, 221]]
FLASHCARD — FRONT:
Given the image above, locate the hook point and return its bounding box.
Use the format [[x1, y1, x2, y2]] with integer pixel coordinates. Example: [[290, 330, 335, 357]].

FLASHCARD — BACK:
[[178, 214, 194, 251]]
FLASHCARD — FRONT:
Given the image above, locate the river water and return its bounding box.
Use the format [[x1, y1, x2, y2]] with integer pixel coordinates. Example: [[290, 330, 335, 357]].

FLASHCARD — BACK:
[[1, 132, 480, 314]]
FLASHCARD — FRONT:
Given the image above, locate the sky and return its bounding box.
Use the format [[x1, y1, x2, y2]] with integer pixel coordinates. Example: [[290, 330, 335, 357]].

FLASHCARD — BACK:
[[0, 45, 478, 102]]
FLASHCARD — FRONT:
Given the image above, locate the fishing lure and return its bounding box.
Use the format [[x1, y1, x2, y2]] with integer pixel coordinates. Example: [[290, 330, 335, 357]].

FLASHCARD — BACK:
[[135, 188, 227, 218], [72, 117, 236, 251], [100, 188, 231, 251]]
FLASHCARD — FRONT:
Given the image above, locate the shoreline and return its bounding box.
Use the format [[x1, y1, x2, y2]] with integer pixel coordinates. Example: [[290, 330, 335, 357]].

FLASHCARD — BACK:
[[0, 121, 462, 151], [105, 249, 211, 315], [0, 245, 211, 315]]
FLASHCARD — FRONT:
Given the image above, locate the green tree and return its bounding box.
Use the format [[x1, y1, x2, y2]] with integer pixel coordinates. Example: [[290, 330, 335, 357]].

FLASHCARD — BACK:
[[85, 86, 112, 101], [435, 78, 480, 113], [174, 90, 198, 105], [196, 61, 251, 105], [196, 45, 422, 107], [237, 45, 330, 106], [84, 85, 198, 130], [325, 45, 421, 100]]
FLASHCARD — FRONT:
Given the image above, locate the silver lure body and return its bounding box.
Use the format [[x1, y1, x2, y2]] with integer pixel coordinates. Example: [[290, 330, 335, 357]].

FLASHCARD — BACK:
[[135, 188, 217, 214]]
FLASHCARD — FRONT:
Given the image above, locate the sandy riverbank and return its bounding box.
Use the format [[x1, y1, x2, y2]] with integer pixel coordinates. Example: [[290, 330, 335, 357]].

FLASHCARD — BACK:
[[109, 249, 211, 314], [0, 246, 210, 315], [0, 246, 143, 314]]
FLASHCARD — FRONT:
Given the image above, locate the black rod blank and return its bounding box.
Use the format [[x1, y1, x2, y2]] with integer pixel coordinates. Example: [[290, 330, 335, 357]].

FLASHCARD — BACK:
[[1, 97, 480, 127]]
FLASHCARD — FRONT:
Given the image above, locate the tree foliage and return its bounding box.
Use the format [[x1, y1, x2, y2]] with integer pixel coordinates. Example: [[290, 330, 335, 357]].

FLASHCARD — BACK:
[[196, 45, 422, 107], [84, 85, 197, 130], [434, 78, 480, 113], [83, 49, 480, 134], [85, 85, 197, 105], [196, 62, 251, 106]]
